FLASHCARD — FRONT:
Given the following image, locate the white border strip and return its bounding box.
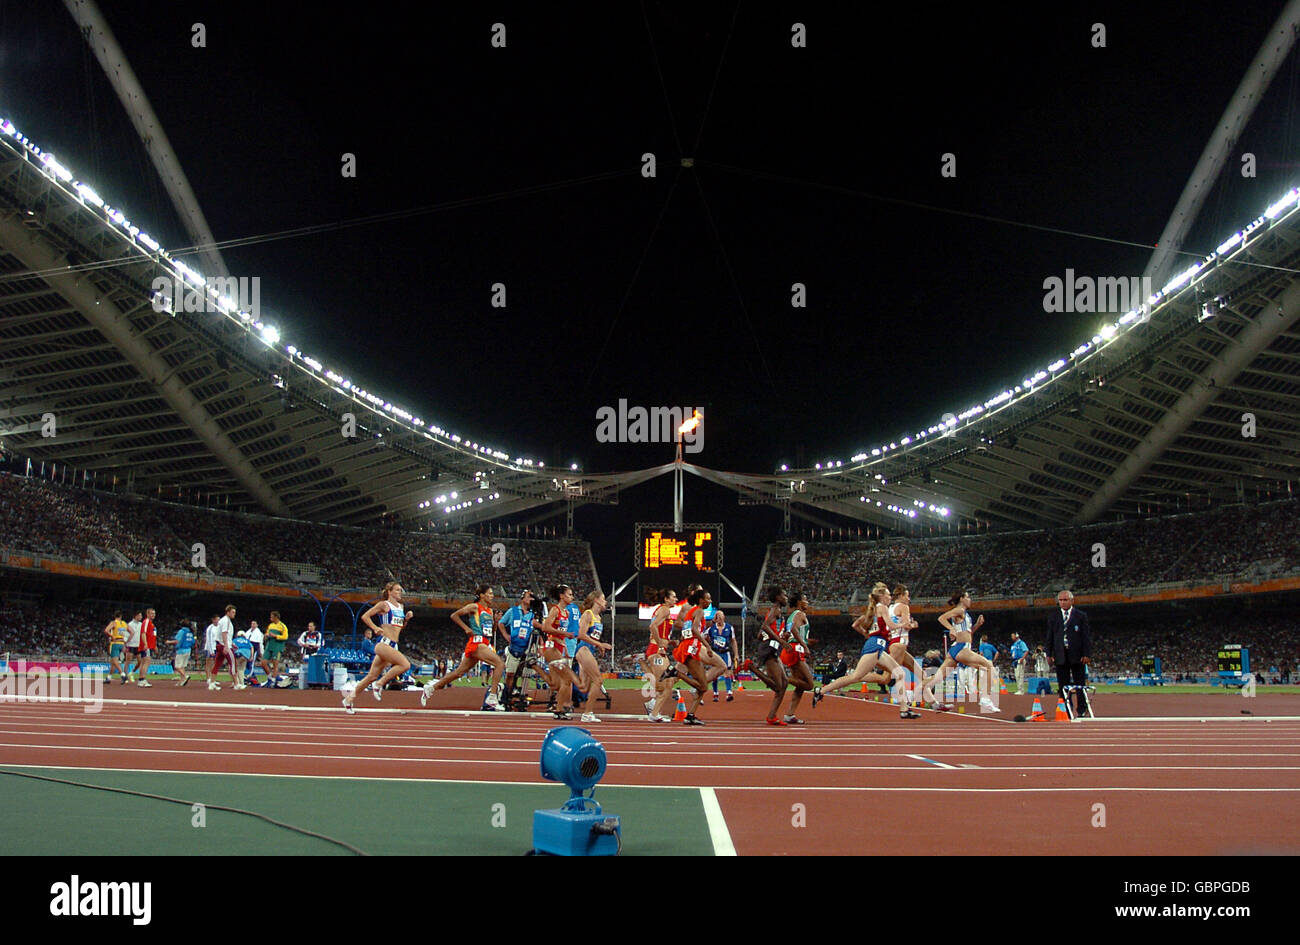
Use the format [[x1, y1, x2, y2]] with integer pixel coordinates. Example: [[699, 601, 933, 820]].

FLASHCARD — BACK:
[[699, 787, 736, 855]]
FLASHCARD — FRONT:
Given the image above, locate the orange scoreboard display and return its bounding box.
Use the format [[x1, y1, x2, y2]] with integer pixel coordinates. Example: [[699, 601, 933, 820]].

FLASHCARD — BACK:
[[635, 523, 722, 605]]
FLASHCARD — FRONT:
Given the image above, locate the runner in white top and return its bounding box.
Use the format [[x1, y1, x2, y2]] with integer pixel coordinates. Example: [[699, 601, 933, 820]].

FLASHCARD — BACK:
[[343, 582, 413, 713]]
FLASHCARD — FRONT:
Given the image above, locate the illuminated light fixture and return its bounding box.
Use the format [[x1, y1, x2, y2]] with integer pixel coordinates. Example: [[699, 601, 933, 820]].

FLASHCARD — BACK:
[[1216, 232, 1243, 254], [259, 325, 280, 345], [1264, 189, 1299, 220], [1099, 324, 1117, 340]]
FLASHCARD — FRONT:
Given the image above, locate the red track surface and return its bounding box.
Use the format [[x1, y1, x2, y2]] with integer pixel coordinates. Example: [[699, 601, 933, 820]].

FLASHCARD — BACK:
[[2, 685, 1298, 854]]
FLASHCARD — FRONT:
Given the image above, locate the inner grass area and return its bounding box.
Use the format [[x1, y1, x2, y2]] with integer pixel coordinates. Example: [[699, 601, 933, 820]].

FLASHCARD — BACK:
[[0, 766, 714, 855]]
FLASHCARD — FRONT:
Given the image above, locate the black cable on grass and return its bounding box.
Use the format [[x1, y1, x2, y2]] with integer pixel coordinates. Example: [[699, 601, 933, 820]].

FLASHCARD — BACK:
[[0, 768, 368, 855]]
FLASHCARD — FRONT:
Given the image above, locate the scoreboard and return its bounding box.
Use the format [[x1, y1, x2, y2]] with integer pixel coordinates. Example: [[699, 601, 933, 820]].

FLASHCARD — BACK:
[[635, 523, 722, 616], [1217, 644, 1250, 684]]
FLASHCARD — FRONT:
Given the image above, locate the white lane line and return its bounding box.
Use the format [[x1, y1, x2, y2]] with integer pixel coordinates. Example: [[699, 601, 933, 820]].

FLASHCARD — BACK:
[[3, 763, 1295, 794], [699, 787, 736, 856], [5, 743, 1296, 772], [906, 754, 958, 768]]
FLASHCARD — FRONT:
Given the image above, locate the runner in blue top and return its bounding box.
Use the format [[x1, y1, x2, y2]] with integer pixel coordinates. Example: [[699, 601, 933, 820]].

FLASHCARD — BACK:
[[171, 620, 195, 687], [575, 591, 612, 723], [565, 598, 583, 660], [708, 609, 739, 701]]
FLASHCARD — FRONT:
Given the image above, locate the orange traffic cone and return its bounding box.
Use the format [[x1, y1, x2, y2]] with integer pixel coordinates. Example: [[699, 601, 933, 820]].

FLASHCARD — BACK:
[[1054, 696, 1070, 722], [860, 682, 868, 693], [1030, 697, 1045, 721], [999, 679, 1008, 696], [672, 689, 687, 722], [736, 681, 744, 692]]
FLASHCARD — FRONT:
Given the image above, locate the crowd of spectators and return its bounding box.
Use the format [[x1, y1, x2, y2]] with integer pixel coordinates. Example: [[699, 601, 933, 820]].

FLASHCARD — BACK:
[[0, 472, 597, 599], [766, 498, 1300, 602]]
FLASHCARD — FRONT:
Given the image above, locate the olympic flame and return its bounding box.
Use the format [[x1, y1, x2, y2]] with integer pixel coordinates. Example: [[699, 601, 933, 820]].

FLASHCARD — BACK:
[[678, 410, 702, 435]]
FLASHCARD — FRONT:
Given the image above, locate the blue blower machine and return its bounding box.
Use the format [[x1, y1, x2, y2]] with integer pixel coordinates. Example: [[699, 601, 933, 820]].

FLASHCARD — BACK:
[[531, 727, 621, 856]]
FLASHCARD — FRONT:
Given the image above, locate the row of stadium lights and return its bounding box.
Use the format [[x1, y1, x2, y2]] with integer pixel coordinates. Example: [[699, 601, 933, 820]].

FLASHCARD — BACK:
[[0, 116, 546, 474], [7, 115, 1300, 498]]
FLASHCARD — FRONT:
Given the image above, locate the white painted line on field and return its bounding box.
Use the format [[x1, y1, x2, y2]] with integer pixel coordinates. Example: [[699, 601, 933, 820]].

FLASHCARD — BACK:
[[906, 754, 958, 769], [699, 787, 736, 856]]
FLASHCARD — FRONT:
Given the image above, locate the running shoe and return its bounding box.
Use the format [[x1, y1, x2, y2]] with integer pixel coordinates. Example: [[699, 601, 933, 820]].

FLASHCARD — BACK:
[[712, 694, 719, 702], [726, 693, 734, 702], [344, 703, 355, 715], [683, 714, 705, 726], [766, 717, 788, 726], [644, 698, 656, 717], [979, 698, 1001, 713], [651, 714, 671, 723], [137, 680, 152, 688], [372, 686, 382, 702], [553, 711, 573, 721], [810, 686, 823, 708], [420, 681, 434, 707], [207, 681, 221, 691], [580, 712, 601, 723], [662, 666, 678, 680], [782, 715, 805, 725], [488, 702, 507, 712], [899, 710, 921, 719]]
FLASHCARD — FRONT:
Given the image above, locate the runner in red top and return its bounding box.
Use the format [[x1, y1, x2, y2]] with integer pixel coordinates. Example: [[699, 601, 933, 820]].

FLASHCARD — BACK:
[[670, 587, 710, 725], [541, 585, 580, 720], [779, 591, 816, 723], [136, 608, 157, 687]]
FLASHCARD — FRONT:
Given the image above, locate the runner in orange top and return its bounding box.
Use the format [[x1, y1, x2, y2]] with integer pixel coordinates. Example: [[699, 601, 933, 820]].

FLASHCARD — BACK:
[[423, 584, 506, 710]]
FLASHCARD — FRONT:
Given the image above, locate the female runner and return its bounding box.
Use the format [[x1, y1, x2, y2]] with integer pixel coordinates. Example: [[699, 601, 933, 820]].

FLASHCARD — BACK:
[[643, 588, 676, 722], [575, 591, 612, 723], [666, 587, 710, 725], [541, 585, 581, 720], [811, 582, 904, 711], [930, 590, 1001, 712], [778, 591, 817, 723], [885, 583, 925, 718], [743, 586, 791, 725], [343, 582, 414, 713], [422, 584, 506, 710]]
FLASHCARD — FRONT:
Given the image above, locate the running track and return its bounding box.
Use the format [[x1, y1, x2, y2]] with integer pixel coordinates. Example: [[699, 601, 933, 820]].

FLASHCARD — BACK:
[[2, 691, 1298, 855]]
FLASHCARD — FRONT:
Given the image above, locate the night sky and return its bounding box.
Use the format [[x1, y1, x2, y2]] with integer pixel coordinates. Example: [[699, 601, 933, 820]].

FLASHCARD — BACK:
[[2, 1, 1297, 592]]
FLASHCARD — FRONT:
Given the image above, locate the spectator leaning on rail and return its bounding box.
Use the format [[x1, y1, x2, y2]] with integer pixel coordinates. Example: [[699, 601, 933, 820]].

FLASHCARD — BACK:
[[1009, 632, 1029, 695], [1046, 589, 1092, 716]]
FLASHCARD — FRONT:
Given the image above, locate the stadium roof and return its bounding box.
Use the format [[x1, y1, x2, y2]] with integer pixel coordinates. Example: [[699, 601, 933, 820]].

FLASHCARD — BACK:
[[3, 111, 1300, 536]]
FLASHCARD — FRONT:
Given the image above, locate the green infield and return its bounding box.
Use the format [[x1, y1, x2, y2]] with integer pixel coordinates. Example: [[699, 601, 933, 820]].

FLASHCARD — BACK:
[[0, 766, 717, 855]]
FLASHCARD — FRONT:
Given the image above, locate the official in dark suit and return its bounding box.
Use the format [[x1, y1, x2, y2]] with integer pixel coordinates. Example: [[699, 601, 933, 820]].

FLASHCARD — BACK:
[[1045, 589, 1091, 716]]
